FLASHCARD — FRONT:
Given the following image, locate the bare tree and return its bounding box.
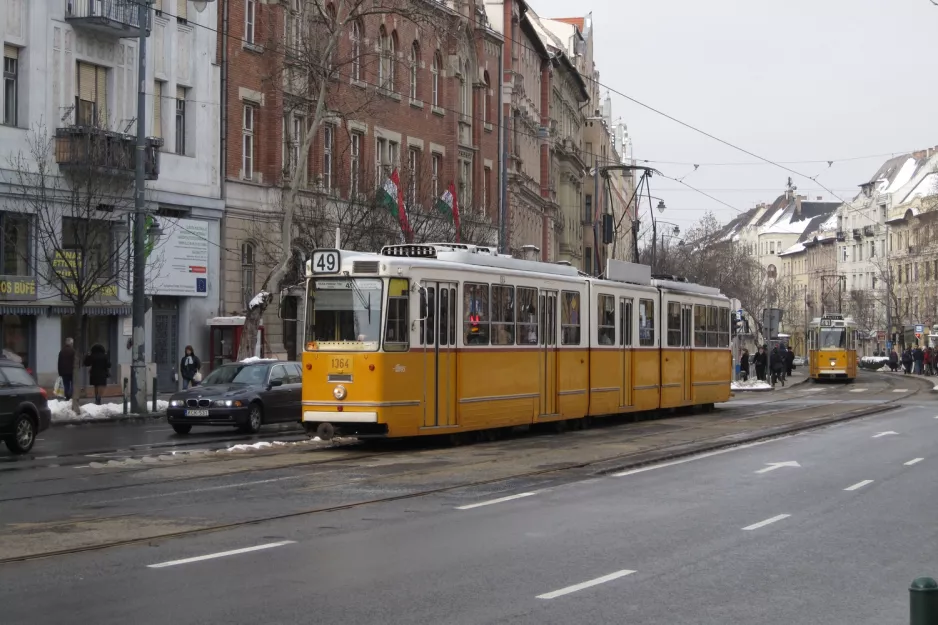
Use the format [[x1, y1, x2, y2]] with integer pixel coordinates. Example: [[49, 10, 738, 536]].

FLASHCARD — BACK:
[[235, 0, 474, 358], [6, 125, 162, 408]]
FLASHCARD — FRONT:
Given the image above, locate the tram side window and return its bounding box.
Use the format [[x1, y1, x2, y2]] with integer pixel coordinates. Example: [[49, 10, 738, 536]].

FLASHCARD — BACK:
[[464, 283, 490, 345], [516, 287, 538, 345], [694, 305, 707, 347], [707, 306, 719, 347], [384, 278, 410, 351], [620, 298, 633, 346], [667, 302, 682, 347], [439, 288, 449, 346], [598, 294, 615, 345], [718, 307, 730, 347], [561, 291, 581, 345], [492, 285, 515, 345], [639, 299, 655, 346], [420, 286, 436, 345]]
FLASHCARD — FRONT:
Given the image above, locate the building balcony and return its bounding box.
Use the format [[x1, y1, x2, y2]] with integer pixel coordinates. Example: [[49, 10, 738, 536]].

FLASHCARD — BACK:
[[54, 126, 162, 181], [65, 0, 149, 37], [852, 228, 862, 240], [863, 225, 876, 237]]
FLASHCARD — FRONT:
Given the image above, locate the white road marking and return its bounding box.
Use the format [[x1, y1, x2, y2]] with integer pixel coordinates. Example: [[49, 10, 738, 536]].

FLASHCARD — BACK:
[[844, 479, 874, 491], [893, 389, 908, 393], [147, 541, 296, 568], [849, 388, 868, 393], [146, 428, 174, 433], [742, 514, 790, 531], [456, 492, 537, 510], [805, 388, 825, 392], [536, 570, 636, 599], [905, 458, 924, 466], [613, 438, 780, 478], [755, 461, 800, 474], [872, 431, 898, 438]]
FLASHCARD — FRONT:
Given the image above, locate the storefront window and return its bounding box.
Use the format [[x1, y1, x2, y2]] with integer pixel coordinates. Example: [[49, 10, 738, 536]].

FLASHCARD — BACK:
[[60, 315, 116, 382], [0, 315, 30, 366]]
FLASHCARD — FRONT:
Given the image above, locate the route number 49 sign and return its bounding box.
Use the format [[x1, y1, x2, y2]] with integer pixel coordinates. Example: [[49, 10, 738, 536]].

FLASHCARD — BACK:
[[311, 249, 340, 274]]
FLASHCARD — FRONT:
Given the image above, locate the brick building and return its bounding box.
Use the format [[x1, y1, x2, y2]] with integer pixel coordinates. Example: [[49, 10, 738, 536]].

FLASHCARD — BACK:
[[216, 0, 502, 359]]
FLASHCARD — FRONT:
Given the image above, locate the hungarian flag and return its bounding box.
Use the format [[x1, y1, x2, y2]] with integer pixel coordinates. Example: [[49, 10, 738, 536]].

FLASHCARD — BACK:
[[435, 182, 461, 242], [377, 169, 412, 241]]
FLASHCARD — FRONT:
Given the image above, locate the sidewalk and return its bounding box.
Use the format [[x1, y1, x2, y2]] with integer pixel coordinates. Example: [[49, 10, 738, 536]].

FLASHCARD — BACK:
[[49, 393, 175, 425]]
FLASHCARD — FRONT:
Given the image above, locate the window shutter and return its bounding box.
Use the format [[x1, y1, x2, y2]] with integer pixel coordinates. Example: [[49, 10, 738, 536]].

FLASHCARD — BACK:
[[3, 45, 17, 60], [153, 82, 162, 138], [176, 85, 185, 100], [78, 62, 95, 101], [176, 0, 187, 19], [95, 65, 107, 124]]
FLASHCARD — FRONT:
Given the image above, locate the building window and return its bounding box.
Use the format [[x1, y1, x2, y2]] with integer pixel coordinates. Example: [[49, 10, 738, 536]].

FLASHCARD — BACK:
[[3, 46, 18, 127], [152, 80, 164, 139], [174, 86, 186, 155], [409, 42, 419, 100], [322, 124, 333, 191], [431, 153, 441, 200], [459, 159, 472, 212], [482, 71, 490, 124], [379, 27, 394, 90], [62, 217, 114, 280], [76, 62, 107, 126], [584, 194, 592, 224], [407, 147, 419, 206], [241, 242, 255, 309], [288, 115, 303, 178], [460, 62, 470, 118], [350, 131, 362, 196], [245, 0, 256, 44], [431, 52, 440, 106], [351, 21, 362, 81], [0, 213, 30, 276], [483, 166, 491, 213], [242, 103, 255, 180]]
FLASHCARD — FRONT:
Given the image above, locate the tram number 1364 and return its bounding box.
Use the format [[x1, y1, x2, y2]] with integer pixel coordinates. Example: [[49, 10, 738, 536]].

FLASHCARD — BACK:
[[312, 250, 340, 274], [329, 357, 352, 372]]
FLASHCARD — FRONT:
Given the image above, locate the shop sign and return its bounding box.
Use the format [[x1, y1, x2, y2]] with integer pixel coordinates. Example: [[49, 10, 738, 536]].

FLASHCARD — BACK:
[[146, 218, 210, 297], [0, 276, 37, 301], [53, 250, 82, 280], [63, 282, 120, 300]]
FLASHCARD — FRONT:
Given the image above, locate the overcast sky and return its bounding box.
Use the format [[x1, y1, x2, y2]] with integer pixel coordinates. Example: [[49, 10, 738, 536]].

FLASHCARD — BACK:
[[530, 0, 938, 236]]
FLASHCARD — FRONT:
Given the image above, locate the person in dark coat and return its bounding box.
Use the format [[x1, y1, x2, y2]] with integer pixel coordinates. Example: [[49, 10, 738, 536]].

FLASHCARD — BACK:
[[770, 346, 785, 386], [57, 337, 76, 400], [179, 345, 202, 389], [902, 348, 913, 375], [753, 346, 767, 381], [739, 349, 750, 382], [83, 344, 110, 405], [785, 346, 795, 376], [888, 349, 899, 372]]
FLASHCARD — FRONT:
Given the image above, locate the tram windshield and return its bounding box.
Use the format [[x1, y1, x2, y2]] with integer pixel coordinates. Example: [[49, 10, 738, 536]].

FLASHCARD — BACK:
[[819, 327, 846, 349], [305, 278, 383, 351]]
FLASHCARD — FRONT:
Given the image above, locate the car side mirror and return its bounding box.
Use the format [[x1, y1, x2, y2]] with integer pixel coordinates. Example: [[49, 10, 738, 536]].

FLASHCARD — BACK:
[[268, 379, 283, 388]]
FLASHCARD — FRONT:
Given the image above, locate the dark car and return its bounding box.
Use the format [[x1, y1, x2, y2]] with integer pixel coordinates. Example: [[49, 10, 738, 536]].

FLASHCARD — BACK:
[[166, 360, 303, 435], [0, 362, 52, 454]]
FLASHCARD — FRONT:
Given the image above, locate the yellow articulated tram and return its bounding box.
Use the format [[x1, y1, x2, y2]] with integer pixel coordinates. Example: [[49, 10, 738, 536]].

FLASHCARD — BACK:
[[807, 314, 858, 382], [297, 244, 733, 441]]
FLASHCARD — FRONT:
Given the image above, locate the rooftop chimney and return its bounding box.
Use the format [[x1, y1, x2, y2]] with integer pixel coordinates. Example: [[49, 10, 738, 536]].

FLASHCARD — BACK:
[[521, 244, 541, 261]]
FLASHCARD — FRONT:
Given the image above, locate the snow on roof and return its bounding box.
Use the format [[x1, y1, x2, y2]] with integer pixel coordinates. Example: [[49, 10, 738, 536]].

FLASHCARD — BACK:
[[880, 157, 918, 194], [761, 208, 813, 235], [779, 242, 806, 256], [817, 211, 839, 231], [901, 171, 938, 204]]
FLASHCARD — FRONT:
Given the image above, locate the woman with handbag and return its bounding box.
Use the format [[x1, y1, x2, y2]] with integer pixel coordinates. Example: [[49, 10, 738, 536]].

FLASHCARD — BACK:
[[180, 346, 202, 389]]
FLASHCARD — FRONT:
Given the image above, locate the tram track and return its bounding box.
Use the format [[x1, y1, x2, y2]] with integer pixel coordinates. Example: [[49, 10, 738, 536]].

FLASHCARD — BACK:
[[0, 379, 917, 565]]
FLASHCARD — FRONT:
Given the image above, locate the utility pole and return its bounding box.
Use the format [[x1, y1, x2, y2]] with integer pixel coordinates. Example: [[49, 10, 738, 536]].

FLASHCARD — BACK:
[[131, 0, 152, 414]]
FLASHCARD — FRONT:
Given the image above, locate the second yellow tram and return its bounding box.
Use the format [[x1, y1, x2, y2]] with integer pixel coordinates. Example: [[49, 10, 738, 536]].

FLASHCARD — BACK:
[[807, 314, 858, 381]]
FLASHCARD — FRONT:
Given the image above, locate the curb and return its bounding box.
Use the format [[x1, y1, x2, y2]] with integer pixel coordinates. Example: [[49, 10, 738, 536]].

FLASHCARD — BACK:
[[732, 374, 809, 392], [52, 413, 167, 427], [591, 402, 902, 476]]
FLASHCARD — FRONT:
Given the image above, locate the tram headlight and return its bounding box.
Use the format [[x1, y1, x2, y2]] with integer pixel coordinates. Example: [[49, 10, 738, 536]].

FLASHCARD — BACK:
[[333, 385, 347, 400], [830, 359, 837, 367]]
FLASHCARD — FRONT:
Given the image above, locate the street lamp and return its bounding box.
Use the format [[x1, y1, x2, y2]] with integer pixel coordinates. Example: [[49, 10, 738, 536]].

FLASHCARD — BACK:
[[191, 0, 215, 13], [657, 200, 666, 214]]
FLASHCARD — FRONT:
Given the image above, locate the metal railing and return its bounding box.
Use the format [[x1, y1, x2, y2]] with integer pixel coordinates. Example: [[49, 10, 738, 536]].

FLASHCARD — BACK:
[[65, 0, 144, 30]]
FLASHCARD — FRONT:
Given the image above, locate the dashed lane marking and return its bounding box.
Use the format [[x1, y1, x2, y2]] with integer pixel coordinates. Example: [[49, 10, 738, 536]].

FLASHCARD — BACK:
[[456, 492, 537, 510], [148, 541, 296, 568], [905, 458, 924, 466], [849, 388, 868, 393], [536, 570, 636, 599], [844, 480, 874, 491], [742, 514, 790, 531]]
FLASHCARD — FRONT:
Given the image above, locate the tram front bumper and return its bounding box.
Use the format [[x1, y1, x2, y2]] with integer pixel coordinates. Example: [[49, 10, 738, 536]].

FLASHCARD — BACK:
[[301, 410, 388, 439], [817, 369, 848, 379]]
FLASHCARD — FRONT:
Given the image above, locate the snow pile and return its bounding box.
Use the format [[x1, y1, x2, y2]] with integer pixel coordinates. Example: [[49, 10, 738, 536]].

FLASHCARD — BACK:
[[49, 399, 170, 422], [731, 380, 772, 391], [248, 291, 271, 310], [861, 356, 889, 364], [224, 438, 321, 453], [240, 356, 278, 364]]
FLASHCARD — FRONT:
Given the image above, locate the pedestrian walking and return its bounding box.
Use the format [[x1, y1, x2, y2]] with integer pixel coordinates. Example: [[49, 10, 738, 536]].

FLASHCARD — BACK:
[[889, 348, 899, 372], [84, 344, 110, 405], [770, 346, 785, 387], [785, 345, 795, 377], [180, 346, 202, 389], [739, 349, 750, 382], [913, 345, 924, 375], [754, 346, 767, 381], [57, 338, 76, 400], [902, 348, 913, 375]]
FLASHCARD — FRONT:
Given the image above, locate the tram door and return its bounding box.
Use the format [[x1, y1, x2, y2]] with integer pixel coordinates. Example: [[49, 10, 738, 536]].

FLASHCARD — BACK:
[[681, 304, 694, 402], [422, 282, 458, 427], [619, 297, 633, 408], [539, 290, 559, 417]]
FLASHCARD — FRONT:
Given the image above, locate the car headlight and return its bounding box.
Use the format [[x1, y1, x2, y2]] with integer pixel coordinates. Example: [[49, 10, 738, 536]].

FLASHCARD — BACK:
[[333, 385, 347, 400], [212, 399, 244, 407], [170, 400, 183, 407]]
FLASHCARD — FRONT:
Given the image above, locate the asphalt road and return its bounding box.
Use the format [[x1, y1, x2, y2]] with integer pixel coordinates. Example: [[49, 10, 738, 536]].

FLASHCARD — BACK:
[[1, 374, 937, 624]]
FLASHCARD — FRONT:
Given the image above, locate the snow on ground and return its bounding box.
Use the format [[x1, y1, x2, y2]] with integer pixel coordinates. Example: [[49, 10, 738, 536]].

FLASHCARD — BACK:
[[49, 399, 170, 422], [731, 380, 772, 390], [225, 438, 321, 452], [861, 356, 889, 363]]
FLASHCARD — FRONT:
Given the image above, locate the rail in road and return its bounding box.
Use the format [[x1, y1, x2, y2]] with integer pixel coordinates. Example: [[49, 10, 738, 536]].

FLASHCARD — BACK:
[[0, 371, 931, 564]]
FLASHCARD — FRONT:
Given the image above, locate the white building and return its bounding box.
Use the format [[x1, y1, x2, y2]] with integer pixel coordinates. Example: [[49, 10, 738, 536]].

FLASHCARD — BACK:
[[0, 0, 222, 392]]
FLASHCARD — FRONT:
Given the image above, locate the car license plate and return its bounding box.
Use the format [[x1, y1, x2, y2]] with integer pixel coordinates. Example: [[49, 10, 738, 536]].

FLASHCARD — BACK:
[[185, 409, 209, 417]]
